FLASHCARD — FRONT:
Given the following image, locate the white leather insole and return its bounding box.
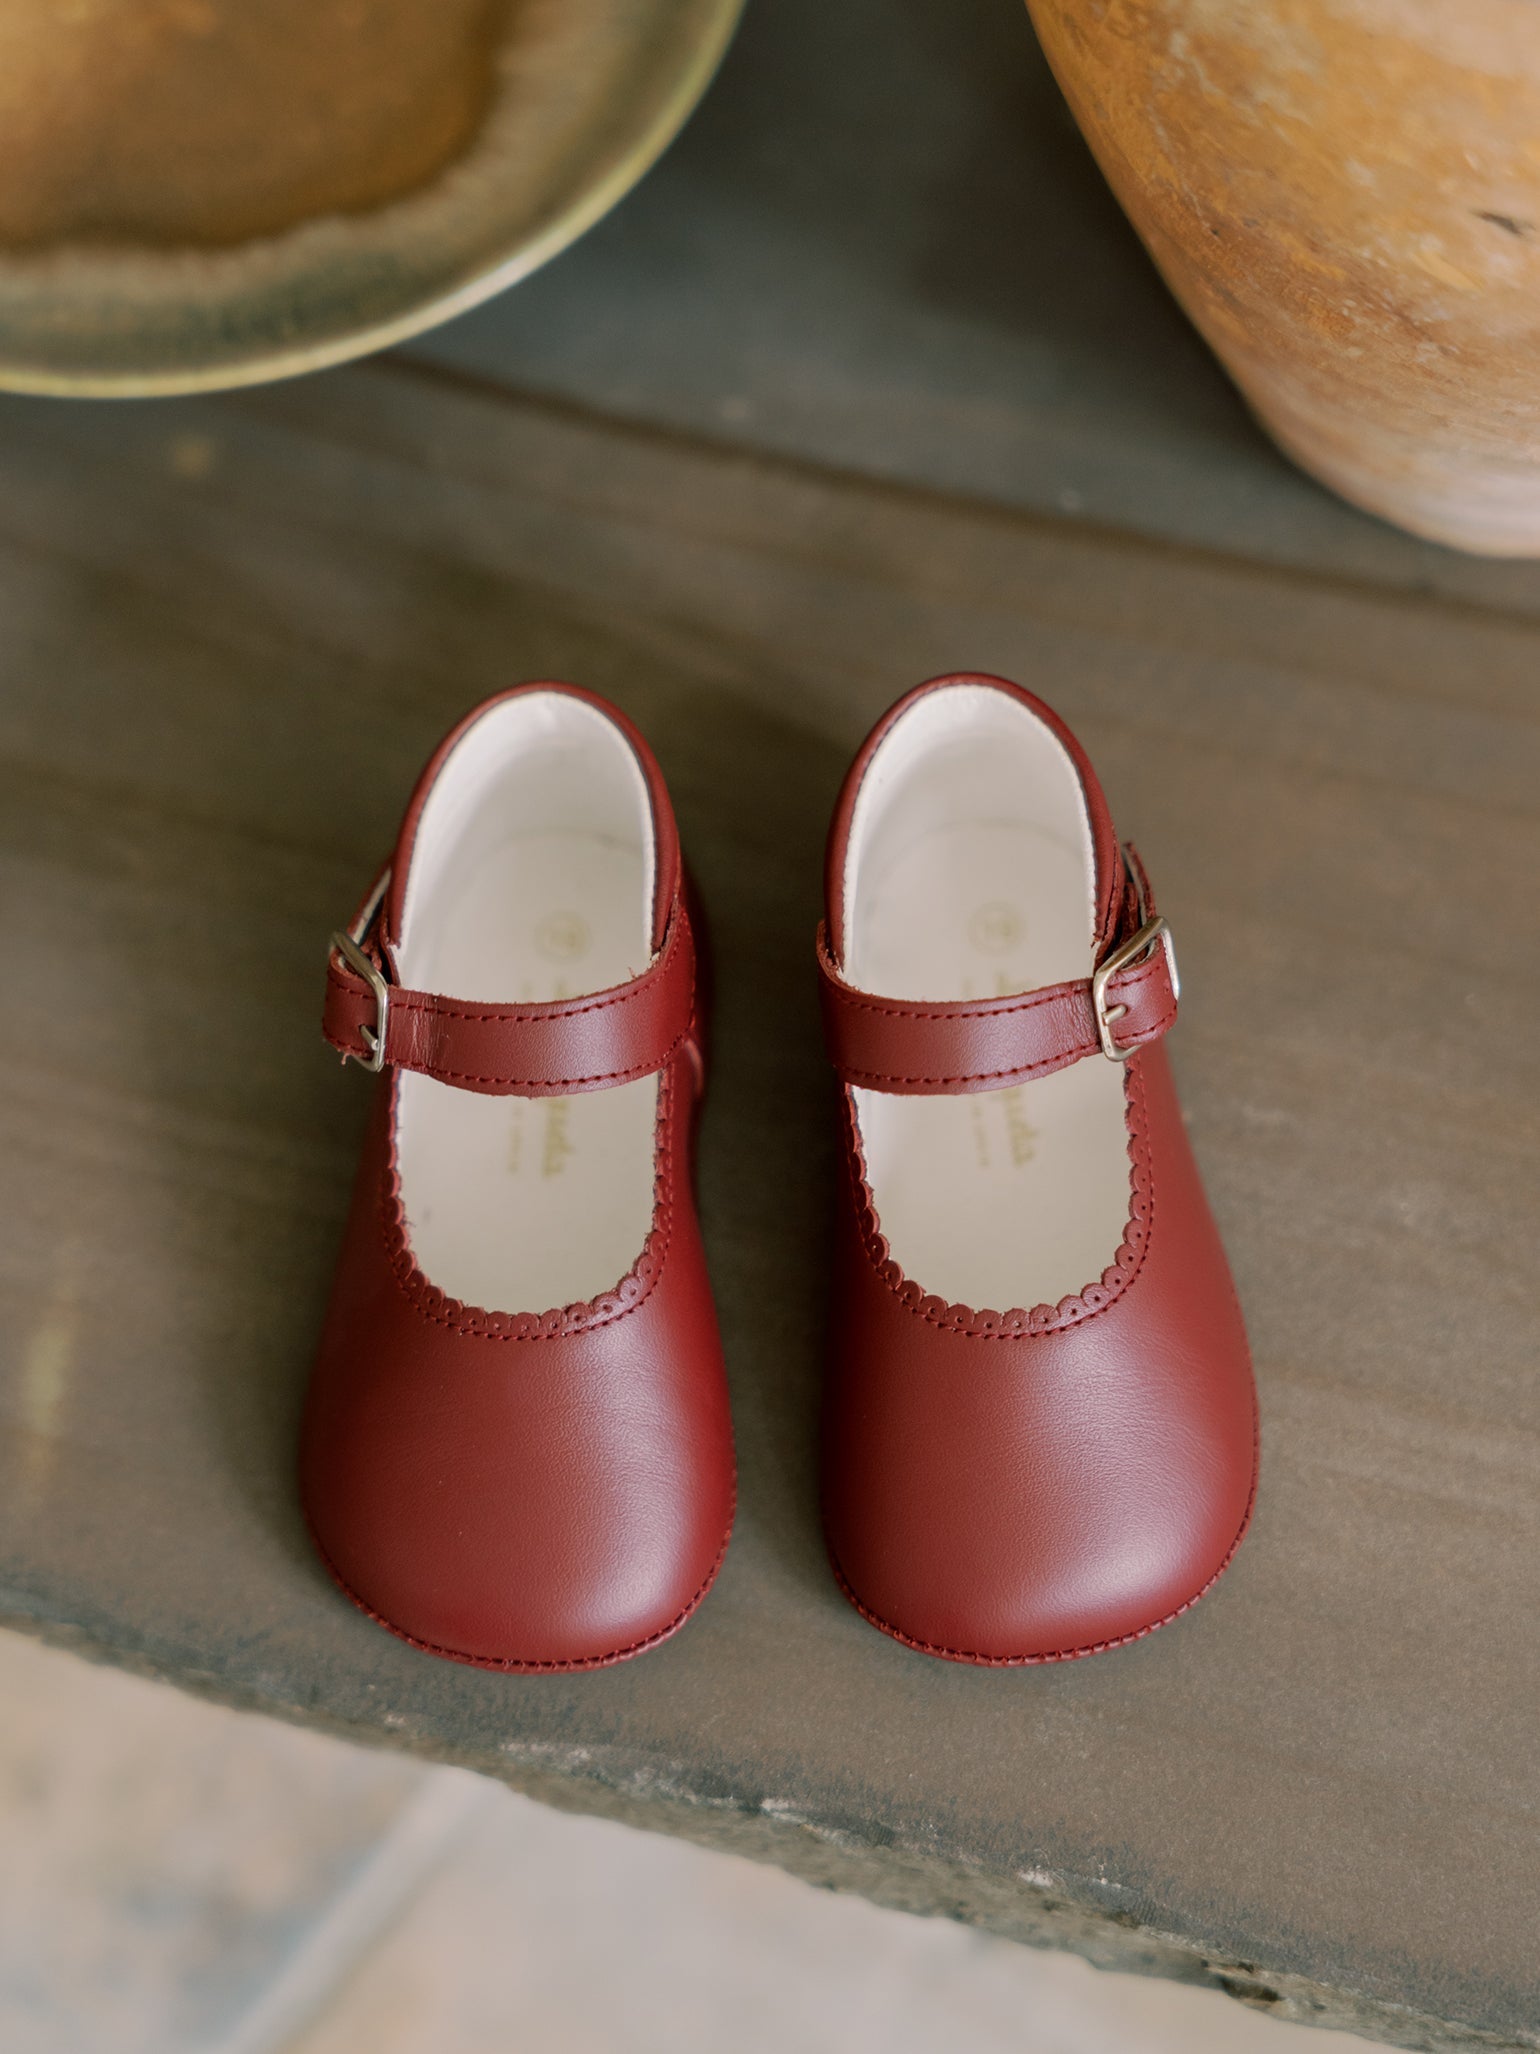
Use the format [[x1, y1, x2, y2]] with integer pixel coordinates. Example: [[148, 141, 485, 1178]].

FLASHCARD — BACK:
[[853, 820, 1132, 1312], [396, 831, 658, 1313]]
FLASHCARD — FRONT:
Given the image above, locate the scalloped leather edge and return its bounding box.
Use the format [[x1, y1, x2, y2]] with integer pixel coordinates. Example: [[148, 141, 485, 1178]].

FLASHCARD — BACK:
[[843, 1059, 1153, 1337], [378, 1067, 677, 1339]]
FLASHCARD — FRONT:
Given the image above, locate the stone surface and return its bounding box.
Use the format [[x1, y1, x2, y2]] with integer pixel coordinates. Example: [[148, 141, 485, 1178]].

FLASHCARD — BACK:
[[0, 1633, 459, 2054], [286, 1732, 1371, 2054], [0, 361, 1536, 2052], [0, 1630, 1367, 2054]]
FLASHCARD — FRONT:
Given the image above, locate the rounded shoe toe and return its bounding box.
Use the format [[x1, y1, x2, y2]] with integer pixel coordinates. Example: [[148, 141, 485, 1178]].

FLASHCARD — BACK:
[[305, 1354, 733, 1670], [825, 1161, 1258, 1665], [302, 1244, 735, 1671], [829, 1371, 1257, 1664]]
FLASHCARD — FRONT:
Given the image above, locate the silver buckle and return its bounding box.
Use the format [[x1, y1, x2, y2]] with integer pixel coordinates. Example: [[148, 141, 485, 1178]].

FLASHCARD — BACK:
[[1091, 915, 1179, 1063], [329, 869, 391, 1074]]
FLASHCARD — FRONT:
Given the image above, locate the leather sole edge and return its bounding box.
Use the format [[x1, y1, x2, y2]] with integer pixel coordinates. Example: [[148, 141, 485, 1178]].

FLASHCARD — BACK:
[[826, 1415, 1260, 1668], [305, 1493, 736, 1674]]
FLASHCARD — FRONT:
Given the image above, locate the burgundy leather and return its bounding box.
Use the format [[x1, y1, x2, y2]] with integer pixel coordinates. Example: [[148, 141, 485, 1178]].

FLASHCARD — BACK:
[[816, 883, 1176, 1093], [301, 684, 734, 1671], [820, 674, 1258, 1664], [323, 894, 697, 1095]]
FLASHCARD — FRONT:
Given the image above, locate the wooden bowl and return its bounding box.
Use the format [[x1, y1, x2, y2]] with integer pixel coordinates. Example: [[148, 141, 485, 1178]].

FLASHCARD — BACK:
[[0, 0, 742, 396]]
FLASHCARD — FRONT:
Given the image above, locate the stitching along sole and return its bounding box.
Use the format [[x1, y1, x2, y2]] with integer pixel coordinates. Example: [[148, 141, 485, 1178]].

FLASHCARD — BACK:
[[306, 1496, 736, 1674], [825, 1411, 1259, 1667]]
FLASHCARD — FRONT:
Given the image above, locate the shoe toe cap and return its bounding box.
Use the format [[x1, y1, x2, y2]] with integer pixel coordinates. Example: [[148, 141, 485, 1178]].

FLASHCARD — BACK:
[[303, 1320, 734, 1671], [826, 1296, 1258, 1665], [832, 1425, 1256, 1664]]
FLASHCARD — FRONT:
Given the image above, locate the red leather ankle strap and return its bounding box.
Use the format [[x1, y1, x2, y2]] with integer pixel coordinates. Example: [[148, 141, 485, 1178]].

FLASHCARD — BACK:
[[323, 889, 697, 1096], [817, 861, 1178, 1095]]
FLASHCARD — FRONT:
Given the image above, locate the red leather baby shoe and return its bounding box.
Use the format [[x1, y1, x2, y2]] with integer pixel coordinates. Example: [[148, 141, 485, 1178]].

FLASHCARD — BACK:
[[302, 684, 734, 1670], [818, 674, 1257, 1663]]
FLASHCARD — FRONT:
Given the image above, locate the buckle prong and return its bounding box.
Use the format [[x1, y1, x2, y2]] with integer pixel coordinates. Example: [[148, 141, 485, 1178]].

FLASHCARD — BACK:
[[329, 868, 392, 1074], [1091, 915, 1178, 1064]]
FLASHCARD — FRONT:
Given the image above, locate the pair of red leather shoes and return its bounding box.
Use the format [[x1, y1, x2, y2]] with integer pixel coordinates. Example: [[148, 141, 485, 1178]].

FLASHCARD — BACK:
[[302, 676, 1257, 1671]]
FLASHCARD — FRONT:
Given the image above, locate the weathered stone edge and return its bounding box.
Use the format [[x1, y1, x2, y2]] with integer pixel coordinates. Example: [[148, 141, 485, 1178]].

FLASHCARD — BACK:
[[4, 1611, 1532, 2054]]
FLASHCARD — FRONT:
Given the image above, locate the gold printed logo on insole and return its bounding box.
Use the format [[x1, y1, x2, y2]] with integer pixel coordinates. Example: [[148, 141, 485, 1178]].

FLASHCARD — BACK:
[[536, 911, 591, 962], [968, 902, 1024, 953]]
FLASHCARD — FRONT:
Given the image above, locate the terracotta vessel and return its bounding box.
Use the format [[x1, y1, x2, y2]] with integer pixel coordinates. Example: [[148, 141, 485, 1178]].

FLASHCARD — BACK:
[[1027, 0, 1540, 555]]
